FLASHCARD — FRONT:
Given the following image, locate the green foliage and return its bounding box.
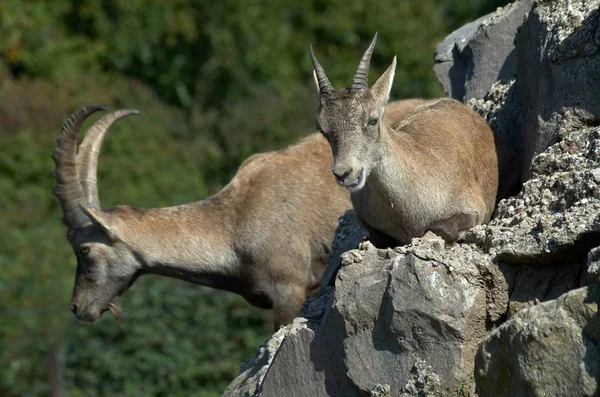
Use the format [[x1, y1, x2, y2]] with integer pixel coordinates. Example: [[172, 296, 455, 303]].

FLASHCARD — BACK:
[[0, 75, 273, 396], [1, 0, 506, 172], [0, 0, 506, 395], [64, 279, 271, 397]]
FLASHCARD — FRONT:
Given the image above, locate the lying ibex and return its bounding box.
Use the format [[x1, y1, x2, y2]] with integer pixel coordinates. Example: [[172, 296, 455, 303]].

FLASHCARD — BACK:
[[52, 103, 418, 328], [310, 34, 498, 246]]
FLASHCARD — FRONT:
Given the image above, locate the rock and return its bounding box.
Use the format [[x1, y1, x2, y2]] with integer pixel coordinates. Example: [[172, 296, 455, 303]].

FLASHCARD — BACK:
[[224, 1, 600, 396], [433, 13, 491, 100], [221, 321, 298, 397], [320, 209, 368, 289], [440, 0, 600, 184], [370, 384, 392, 397], [516, 0, 600, 181], [469, 79, 523, 199], [299, 285, 334, 325], [398, 359, 443, 397], [587, 246, 600, 284], [434, 0, 533, 102], [466, 124, 600, 265], [258, 320, 329, 397], [503, 261, 583, 318], [475, 285, 600, 397], [229, 235, 508, 396], [464, 120, 598, 315]]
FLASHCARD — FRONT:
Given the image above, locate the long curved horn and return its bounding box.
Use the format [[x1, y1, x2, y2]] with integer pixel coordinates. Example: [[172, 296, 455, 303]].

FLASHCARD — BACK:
[[352, 33, 378, 91], [76, 110, 139, 209], [52, 106, 106, 229], [310, 45, 334, 95]]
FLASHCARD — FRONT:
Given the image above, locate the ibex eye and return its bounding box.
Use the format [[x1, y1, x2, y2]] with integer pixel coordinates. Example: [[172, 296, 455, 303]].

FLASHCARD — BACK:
[[80, 247, 90, 255], [368, 118, 378, 126]]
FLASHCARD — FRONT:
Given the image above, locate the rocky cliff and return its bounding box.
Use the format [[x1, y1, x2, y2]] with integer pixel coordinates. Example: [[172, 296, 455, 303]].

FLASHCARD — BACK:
[[224, 0, 600, 395]]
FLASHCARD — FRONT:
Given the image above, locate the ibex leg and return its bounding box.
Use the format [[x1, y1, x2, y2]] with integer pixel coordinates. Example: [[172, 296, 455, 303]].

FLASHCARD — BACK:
[[426, 211, 479, 244]]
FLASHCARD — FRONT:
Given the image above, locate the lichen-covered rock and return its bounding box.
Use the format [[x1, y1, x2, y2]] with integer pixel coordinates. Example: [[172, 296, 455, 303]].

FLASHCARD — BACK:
[[516, 0, 600, 181], [225, 233, 509, 397], [587, 246, 600, 284], [475, 285, 600, 397], [503, 261, 583, 318], [467, 124, 600, 264], [398, 359, 443, 397], [469, 78, 523, 199], [469, 79, 520, 148]]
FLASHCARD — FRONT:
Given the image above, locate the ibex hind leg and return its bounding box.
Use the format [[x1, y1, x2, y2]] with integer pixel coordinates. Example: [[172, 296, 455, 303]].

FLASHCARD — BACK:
[[427, 210, 479, 244]]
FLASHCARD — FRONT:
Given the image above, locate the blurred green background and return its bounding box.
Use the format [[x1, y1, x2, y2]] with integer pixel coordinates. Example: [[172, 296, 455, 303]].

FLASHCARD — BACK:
[[0, 0, 505, 395]]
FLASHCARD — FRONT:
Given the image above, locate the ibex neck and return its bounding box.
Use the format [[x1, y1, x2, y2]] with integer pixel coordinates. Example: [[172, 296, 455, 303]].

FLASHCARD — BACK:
[[122, 201, 242, 294], [372, 125, 409, 186]]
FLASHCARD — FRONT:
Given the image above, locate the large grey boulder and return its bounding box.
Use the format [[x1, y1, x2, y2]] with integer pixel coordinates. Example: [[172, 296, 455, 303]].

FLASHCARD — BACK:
[[434, 0, 533, 102], [226, 234, 509, 397], [467, 122, 600, 265], [440, 0, 600, 184], [315, 238, 507, 396], [516, 0, 600, 181], [466, 104, 598, 318], [476, 285, 600, 396], [433, 13, 491, 100]]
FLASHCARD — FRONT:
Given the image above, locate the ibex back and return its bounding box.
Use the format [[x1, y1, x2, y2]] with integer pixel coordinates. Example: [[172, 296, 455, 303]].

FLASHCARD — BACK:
[[310, 34, 499, 246], [52, 103, 419, 328]]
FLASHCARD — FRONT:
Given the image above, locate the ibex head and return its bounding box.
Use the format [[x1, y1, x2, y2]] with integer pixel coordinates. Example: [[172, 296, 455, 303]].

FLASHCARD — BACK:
[[52, 107, 140, 323], [310, 33, 396, 192]]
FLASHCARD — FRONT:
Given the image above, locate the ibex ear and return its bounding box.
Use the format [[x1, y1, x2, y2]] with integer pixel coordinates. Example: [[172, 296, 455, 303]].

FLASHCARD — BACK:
[[79, 204, 120, 241], [371, 56, 396, 106]]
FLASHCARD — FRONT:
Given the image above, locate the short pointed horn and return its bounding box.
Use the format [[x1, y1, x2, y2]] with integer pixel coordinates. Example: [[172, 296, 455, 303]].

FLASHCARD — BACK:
[[77, 109, 139, 209], [352, 33, 378, 91], [310, 45, 334, 95], [52, 106, 106, 229]]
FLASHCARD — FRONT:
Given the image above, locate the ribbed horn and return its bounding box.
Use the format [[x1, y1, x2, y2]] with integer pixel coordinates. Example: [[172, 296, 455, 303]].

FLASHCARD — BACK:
[[52, 106, 106, 229], [310, 45, 334, 94], [352, 33, 378, 91], [77, 109, 139, 209]]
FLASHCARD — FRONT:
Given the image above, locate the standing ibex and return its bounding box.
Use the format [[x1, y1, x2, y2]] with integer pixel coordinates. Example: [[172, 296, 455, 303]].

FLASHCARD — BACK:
[[52, 103, 419, 328], [310, 34, 498, 246]]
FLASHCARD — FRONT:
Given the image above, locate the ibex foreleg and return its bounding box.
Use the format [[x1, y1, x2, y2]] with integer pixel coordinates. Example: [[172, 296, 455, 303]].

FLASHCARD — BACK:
[[426, 210, 479, 244]]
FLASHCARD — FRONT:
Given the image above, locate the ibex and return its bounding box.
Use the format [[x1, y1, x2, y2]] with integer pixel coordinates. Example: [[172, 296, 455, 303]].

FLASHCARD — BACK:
[[52, 102, 419, 329], [310, 34, 498, 246]]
